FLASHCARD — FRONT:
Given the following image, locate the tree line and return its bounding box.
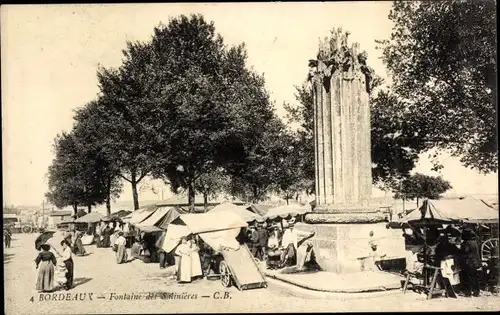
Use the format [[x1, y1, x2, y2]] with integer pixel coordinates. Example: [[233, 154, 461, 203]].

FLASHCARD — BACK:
[[46, 2, 496, 214]]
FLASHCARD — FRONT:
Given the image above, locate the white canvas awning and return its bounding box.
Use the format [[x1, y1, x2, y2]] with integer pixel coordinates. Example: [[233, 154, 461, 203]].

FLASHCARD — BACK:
[[209, 202, 262, 222], [135, 206, 171, 230], [161, 211, 247, 253], [264, 204, 309, 219], [74, 212, 104, 223], [126, 205, 157, 225], [389, 197, 499, 228]]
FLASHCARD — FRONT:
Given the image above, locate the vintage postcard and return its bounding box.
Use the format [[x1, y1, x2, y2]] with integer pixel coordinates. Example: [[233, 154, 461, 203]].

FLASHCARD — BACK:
[[2, 2, 499, 314]]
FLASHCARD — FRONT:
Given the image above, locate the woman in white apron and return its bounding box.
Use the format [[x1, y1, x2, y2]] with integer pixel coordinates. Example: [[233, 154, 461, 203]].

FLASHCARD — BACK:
[[189, 237, 203, 280]]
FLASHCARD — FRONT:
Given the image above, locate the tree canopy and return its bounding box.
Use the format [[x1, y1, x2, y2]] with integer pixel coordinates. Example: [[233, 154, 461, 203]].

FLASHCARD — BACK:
[[377, 0, 497, 173], [392, 173, 452, 204], [45, 132, 108, 213], [284, 82, 424, 190], [146, 14, 276, 210]]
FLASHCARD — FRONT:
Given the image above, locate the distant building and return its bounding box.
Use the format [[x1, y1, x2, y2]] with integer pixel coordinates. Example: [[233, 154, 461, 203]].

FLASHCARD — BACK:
[[47, 210, 73, 229]]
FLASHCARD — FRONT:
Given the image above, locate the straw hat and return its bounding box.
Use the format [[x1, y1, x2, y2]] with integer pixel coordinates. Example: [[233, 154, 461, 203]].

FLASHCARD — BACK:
[[289, 217, 296, 224], [262, 222, 268, 228]]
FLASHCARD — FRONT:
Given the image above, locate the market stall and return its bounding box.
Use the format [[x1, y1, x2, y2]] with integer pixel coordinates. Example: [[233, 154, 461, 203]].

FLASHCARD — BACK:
[[74, 212, 105, 245], [209, 203, 263, 223], [389, 197, 499, 298], [162, 211, 267, 290], [263, 204, 309, 221], [101, 210, 133, 223], [133, 206, 180, 263]]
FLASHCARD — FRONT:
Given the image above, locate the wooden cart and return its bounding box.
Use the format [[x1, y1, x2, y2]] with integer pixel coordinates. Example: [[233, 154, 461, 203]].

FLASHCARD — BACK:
[[217, 243, 267, 290]]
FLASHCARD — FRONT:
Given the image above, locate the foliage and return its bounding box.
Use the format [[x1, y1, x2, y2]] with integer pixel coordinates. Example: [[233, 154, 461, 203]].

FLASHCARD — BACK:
[[96, 41, 160, 210], [45, 132, 108, 212], [72, 100, 124, 214], [392, 173, 452, 201], [377, 0, 497, 173], [146, 14, 276, 210], [194, 167, 230, 207], [284, 83, 425, 190], [228, 117, 293, 203]]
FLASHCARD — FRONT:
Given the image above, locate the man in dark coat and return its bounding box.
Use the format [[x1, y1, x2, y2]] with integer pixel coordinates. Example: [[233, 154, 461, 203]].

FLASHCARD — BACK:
[[249, 225, 260, 259], [257, 223, 269, 261], [4, 227, 12, 248], [459, 228, 482, 297]]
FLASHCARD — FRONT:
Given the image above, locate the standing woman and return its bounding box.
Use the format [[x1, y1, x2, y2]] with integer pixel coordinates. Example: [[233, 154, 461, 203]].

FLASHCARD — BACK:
[[175, 237, 192, 283], [35, 244, 57, 292], [60, 240, 74, 290], [74, 231, 87, 256], [189, 237, 203, 280], [115, 232, 128, 264], [4, 227, 12, 248]]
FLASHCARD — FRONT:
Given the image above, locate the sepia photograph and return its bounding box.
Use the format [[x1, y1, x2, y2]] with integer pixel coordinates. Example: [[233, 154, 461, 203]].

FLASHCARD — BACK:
[[2, 2, 498, 314]]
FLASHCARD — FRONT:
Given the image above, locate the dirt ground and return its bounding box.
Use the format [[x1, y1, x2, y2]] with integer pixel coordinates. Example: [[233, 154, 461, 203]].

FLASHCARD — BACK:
[[4, 233, 499, 314]]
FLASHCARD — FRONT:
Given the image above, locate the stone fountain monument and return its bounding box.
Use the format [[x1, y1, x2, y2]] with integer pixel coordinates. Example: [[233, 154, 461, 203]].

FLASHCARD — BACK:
[[295, 28, 404, 273]]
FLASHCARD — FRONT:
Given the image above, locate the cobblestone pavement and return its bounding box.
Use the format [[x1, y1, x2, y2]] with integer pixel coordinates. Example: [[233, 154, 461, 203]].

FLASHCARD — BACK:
[[4, 234, 500, 314]]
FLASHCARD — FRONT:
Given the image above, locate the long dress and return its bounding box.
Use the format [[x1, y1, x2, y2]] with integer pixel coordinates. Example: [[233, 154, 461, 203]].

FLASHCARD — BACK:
[[55, 260, 68, 287], [116, 236, 128, 264], [35, 251, 56, 292], [110, 231, 119, 249], [190, 242, 203, 278], [74, 234, 87, 256], [175, 243, 192, 283]]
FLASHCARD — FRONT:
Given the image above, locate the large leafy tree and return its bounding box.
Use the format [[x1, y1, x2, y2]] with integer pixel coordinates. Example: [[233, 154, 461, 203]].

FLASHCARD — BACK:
[[229, 117, 291, 203], [377, 0, 497, 173], [148, 14, 275, 211], [194, 167, 230, 211], [72, 100, 124, 215], [97, 41, 161, 210], [46, 132, 107, 213], [392, 173, 452, 207]]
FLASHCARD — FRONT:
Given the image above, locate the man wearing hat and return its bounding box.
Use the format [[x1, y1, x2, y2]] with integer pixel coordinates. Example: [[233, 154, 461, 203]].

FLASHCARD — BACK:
[[256, 222, 269, 261], [249, 223, 260, 259], [280, 218, 315, 267], [459, 228, 481, 297]]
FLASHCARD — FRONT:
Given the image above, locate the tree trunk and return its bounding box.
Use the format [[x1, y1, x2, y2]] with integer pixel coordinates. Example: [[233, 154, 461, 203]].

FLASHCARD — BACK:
[[416, 197, 419, 208], [188, 181, 195, 213], [72, 204, 78, 215], [252, 186, 259, 204], [106, 177, 112, 216], [285, 195, 289, 205], [131, 171, 139, 210], [203, 192, 208, 212], [87, 204, 92, 213]]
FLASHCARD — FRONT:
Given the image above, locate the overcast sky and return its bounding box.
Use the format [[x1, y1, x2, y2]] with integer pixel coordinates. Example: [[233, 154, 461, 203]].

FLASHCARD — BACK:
[[2, 3, 497, 207]]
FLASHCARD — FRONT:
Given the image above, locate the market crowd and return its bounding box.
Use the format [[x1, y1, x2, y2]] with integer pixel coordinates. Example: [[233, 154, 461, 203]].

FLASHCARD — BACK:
[[405, 225, 496, 297]]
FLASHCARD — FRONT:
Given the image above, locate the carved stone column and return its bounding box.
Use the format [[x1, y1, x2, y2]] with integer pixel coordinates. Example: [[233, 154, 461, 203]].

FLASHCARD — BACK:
[[299, 28, 403, 273]]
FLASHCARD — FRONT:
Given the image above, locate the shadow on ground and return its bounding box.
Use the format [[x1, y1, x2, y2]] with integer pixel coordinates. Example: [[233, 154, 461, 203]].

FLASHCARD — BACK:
[[73, 277, 92, 288], [3, 253, 14, 265]]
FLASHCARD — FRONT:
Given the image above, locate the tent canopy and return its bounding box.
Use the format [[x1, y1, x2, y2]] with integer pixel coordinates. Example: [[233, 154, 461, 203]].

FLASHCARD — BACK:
[[389, 197, 498, 228], [102, 210, 132, 222], [263, 204, 309, 219], [247, 204, 273, 217], [135, 206, 178, 232], [126, 204, 157, 224], [75, 209, 87, 218], [161, 211, 248, 253], [156, 207, 182, 229], [179, 211, 248, 234], [74, 212, 104, 223], [209, 202, 262, 222]]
